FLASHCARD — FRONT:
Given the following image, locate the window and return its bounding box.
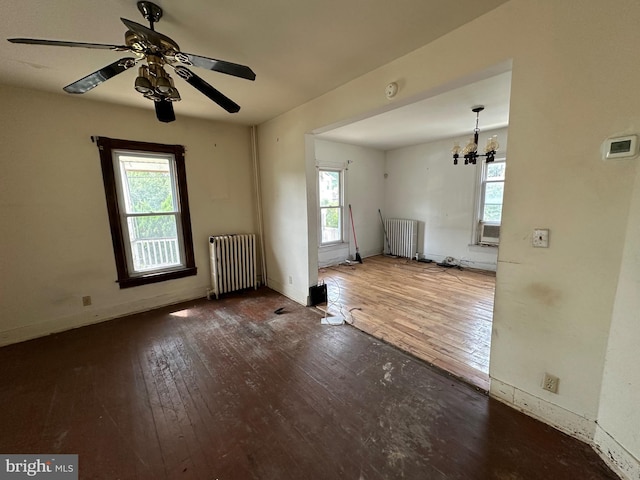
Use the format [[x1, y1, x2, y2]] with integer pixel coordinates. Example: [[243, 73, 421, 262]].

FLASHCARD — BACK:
[[481, 159, 506, 223], [97, 137, 196, 288], [477, 158, 506, 244], [318, 169, 343, 245]]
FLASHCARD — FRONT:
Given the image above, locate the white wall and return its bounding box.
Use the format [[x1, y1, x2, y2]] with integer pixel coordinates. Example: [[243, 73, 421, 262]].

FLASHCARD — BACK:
[[0, 85, 257, 345], [314, 139, 385, 267], [385, 128, 507, 270], [257, 1, 640, 475], [594, 162, 640, 479]]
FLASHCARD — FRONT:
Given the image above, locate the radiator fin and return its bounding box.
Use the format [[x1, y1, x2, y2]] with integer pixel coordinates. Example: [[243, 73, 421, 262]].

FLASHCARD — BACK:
[[209, 234, 258, 299], [384, 219, 418, 258]]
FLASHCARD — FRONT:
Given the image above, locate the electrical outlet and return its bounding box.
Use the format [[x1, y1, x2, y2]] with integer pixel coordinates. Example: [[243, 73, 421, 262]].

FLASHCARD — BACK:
[[82, 295, 92, 307], [533, 229, 550, 248], [542, 373, 559, 393], [288, 275, 293, 285]]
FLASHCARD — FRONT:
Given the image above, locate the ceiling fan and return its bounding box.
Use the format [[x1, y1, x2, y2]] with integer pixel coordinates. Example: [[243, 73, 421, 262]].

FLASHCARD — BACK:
[[7, 1, 256, 122]]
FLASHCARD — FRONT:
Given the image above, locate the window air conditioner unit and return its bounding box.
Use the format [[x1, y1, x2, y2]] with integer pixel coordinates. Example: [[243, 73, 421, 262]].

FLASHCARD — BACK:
[[480, 223, 500, 245]]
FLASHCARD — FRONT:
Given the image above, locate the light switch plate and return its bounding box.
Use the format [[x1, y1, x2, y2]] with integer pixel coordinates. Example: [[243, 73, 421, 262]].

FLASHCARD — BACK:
[[533, 229, 549, 248]]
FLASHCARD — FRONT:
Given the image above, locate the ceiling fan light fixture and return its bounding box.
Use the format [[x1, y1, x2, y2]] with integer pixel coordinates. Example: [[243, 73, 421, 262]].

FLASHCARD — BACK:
[[134, 65, 153, 94], [165, 75, 181, 101], [135, 79, 152, 94], [143, 92, 162, 101], [155, 75, 172, 94], [167, 87, 181, 102], [134, 77, 153, 94]]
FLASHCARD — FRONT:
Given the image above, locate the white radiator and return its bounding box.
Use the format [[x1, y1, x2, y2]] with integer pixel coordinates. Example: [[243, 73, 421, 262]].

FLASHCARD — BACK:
[[384, 219, 418, 258], [208, 234, 258, 299]]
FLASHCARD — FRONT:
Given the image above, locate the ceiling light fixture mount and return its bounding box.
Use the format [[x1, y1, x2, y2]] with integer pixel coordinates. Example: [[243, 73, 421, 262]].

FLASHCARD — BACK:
[[137, 1, 163, 28], [451, 105, 499, 165]]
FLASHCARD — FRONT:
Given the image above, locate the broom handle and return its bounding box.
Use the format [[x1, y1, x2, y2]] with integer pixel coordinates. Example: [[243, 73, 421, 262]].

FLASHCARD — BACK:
[[349, 204, 359, 250], [379, 209, 393, 255]]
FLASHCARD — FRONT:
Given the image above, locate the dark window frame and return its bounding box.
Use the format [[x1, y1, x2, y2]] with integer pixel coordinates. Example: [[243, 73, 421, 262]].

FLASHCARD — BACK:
[[96, 137, 197, 288]]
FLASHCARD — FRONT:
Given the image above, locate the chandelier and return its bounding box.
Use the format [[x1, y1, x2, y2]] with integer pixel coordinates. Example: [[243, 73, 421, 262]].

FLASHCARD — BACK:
[[451, 106, 499, 165]]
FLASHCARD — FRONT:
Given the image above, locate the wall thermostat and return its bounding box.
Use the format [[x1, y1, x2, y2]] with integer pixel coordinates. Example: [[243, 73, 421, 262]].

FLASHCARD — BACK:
[[602, 134, 638, 160]]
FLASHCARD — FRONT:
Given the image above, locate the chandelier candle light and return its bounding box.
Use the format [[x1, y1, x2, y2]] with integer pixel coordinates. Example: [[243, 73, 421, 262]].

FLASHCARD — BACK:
[[451, 106, 499, 165]]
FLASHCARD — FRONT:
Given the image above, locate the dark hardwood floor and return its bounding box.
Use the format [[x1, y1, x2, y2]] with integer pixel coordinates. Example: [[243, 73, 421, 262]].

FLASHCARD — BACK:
[[0, 288, 616, 479]]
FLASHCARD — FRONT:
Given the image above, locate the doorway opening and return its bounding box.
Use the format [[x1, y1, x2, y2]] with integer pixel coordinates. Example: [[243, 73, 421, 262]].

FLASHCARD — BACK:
[[309, 67, 512, 391]]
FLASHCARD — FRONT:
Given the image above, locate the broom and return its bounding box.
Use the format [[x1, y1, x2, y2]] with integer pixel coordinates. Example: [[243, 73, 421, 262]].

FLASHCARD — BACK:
[[348, 204, 363, 263], [378, 209, 395, 257]]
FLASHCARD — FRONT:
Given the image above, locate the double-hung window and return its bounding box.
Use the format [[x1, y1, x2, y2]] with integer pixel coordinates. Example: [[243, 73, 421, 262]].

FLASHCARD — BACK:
[[318, 169, 343, 245], [481, 159, 506, 222], [97, 137, 196, 288], [478, 158, 506, 244]]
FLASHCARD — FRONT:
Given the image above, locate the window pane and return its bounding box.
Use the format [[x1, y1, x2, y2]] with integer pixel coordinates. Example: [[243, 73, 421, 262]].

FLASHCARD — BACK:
[[483, 204, 503, 222], [321, 207, 341, 243], [484, 182, 504, 204], [119, 155, 176, 213], [478, 159, 506, 241], [486, 162, 506, 181], [319, 171, 340, 207], [127, 215, 181, 272], [99, 138, 195, 288]]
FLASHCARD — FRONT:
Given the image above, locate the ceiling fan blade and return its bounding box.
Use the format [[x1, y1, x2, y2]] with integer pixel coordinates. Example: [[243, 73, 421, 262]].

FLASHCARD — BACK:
[[63, 57, 137, 94], [154, 99, 176, 123], [174, 66, 240, 113], [177, 52, 256, 81], [120, 18, 179, 50], [8, 38, 127, 50]]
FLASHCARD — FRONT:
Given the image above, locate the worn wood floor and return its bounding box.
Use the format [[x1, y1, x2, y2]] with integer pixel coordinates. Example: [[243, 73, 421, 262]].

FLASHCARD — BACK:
[[319, 255, 494, 391], [0, 288, 616, 479]]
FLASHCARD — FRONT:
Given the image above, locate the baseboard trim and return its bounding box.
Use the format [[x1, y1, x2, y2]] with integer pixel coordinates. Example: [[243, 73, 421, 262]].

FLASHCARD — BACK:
[[490, 378, 595, 443], [267, 277, 307, 306], [593, 425, 640, 480], [0, 285, 209, 347], [490, 378, 640, 479]]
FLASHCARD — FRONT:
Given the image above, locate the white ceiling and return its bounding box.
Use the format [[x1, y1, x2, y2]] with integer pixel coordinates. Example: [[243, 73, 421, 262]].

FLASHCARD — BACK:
[[316, 71, 512, 150], [0, 0, 510, 127]]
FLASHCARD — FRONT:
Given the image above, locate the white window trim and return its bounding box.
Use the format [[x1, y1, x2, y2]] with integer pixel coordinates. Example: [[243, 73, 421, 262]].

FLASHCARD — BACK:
[[113, 150, 187, 276], [471, 156, 506, 246], [317, 163, 347, 247]]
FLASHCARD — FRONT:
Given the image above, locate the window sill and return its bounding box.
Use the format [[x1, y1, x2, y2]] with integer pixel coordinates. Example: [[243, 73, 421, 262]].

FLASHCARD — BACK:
[[118, 266, 197, 289], [319, 242, 347, 249], [468, 243, 499, 253]]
